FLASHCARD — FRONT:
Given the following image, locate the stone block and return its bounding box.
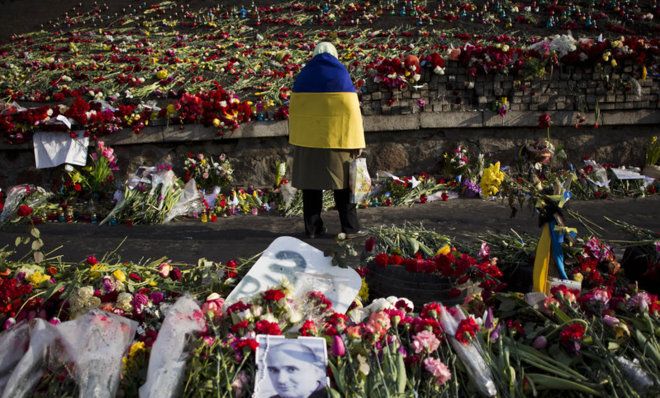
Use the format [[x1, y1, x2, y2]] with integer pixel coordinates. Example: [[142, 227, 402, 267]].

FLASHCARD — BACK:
[[420, 111, 482, 128], [363, 114, 420, 132]]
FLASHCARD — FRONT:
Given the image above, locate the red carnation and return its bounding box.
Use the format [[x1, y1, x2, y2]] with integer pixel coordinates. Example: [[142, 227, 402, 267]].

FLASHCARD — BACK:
[[300, 319, 318, 336], [263, 289, 285, 301], [455, 317, 480, 345], [73, 183, 82, 192], [86, 255, 98, 265], [255, 320, 282, 335], [389, 254, 404, 265], [17, 205, 32, 218], [374, 253, 390, 267], [235, 338, 259, 352]]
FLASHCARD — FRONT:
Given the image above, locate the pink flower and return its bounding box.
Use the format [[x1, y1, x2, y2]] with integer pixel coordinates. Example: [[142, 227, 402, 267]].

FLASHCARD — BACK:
[[423, 357, 452, 385], [478, 242, 490, 260], [603, 315, 620, 328], [332, 335, 346, 357], [201, 293, 225, 319], [412, 330, 441, 354], [158, 262, 172, 278], [532, 336, 548, 349]]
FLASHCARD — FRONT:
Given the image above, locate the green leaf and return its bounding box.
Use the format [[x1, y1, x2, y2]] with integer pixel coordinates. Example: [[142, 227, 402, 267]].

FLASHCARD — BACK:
[[14, 237, 21, 247], [30, 227, 40, 239]]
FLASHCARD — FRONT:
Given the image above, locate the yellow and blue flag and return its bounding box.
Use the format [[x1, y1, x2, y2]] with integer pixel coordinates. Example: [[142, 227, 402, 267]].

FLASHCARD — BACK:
[[288, 53, 365, 149]]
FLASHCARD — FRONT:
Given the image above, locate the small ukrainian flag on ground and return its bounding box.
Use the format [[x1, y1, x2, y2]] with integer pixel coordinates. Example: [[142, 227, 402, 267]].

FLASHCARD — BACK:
[[288, 53, 365, 150]]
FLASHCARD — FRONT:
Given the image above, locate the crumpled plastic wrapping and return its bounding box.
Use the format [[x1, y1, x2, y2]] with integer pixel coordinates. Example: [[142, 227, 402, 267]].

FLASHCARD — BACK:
[[164, 179, 204, 223], [0, 322, 31, 395], [56, 310, 137, 398], [280, 181, 297, 208], [0, 311, 136, 398], [616, 356, 654, 395], [439, 305, 497, 397], [139, 296, 206, 398], [0, 185, 52, 224], [1, 319, 59, 398]]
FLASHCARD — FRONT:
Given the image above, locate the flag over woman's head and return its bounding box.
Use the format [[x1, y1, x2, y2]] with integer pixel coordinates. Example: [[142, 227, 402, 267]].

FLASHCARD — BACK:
[[288, 44, 365, 150]]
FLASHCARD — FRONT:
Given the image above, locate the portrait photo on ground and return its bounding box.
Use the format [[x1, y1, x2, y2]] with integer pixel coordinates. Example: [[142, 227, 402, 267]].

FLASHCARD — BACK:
[[253, 335, 328, 398]]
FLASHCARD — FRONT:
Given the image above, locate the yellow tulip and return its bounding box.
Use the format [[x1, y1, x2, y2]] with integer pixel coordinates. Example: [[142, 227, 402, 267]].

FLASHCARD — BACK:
[[113, 269, 127, 283]]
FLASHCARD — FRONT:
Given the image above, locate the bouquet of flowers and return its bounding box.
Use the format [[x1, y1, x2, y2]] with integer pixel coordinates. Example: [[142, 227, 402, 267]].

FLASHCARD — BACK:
[[100, 165, 196, 225], [182, 152, 234, 192]]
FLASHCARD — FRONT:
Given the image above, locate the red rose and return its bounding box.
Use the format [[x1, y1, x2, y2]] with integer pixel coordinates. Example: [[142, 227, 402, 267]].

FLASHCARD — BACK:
[[17, 205, 32, 218], [73, 183, 82, 192], [441, 192, 449, 201], [169, 268, 182, 281], [86, 255, 98, 265], [538, 113, 552, 129]]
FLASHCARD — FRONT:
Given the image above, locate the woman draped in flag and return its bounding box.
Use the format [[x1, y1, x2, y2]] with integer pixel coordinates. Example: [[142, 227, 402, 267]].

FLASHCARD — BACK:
[[289, 42, 365, 239]]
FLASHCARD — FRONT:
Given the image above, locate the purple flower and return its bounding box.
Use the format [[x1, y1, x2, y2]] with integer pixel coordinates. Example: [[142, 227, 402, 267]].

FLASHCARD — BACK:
[[532, 336, 548, 349], [484, 307, 494, 329], [132, 293, 149, 314], [603, 315, 620, 328], [461, 180, 481, 198], [101, 276, 115, 293], [150, 291, 164, 305]]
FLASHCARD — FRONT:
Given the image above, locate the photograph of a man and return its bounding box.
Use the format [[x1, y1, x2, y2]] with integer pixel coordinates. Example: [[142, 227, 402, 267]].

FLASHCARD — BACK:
[[253, 335, 328, 398]]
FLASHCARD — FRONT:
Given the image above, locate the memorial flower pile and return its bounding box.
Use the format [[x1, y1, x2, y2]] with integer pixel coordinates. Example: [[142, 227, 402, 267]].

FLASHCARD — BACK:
[[0, 1, 656, 143], [0, 219, 658, 396]]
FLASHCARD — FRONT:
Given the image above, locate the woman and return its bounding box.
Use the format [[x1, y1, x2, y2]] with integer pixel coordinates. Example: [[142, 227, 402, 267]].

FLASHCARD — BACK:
[[288, 42, 365, 239]]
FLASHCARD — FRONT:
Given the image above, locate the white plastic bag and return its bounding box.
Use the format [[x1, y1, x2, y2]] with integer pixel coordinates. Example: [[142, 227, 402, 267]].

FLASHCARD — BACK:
[[139, 296, 206, 398], [349, 157, 371, 204], [280, 181, 298, 208], [164, 179, 204, 223], [0, 322, 30, 395], [439, 306, 497, 397], [1, 319, 59, 398], [56, 310, 137, 398]]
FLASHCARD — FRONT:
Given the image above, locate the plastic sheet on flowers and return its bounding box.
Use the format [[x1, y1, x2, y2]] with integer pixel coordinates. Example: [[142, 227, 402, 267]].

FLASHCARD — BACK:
[[55, 310, 137, 398], [0, 322, 30, 395], [0, 185, 52, 224], [1, 319, 59, 398], [164, 179, 204, 223], [439, 305, 497, 397], [280, 181, 297, 207], [139, 296, 206, 398]]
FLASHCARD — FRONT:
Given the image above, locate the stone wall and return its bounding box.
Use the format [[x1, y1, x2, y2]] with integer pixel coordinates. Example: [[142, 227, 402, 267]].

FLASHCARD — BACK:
[[2, 124, 656, 189], [361, 60, 657, 115]]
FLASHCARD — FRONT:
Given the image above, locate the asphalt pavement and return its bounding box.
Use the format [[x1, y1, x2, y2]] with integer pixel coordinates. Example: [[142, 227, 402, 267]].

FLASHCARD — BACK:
[[0, 196, 657, 264]]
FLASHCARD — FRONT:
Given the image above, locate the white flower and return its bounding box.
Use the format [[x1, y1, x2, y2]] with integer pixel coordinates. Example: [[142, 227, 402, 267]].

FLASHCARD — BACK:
[[433, 66, 445, 75], [219, 100, 227, 108]]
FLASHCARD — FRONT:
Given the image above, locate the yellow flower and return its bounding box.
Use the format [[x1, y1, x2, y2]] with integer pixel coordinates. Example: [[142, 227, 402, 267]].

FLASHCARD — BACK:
[[212, 118, 221, 128], [155, 69, 168, 80], [611, 59, 617, 68], [358, 279, 369, 302], [166, 104, 176, 116], [572, 272, 584, 282], [128, 341, 146, 359], [480, 162, 505, 197], [27, 271, 50, 286], [113, 269, 127, 283], [642, 65, 647, 80], [147, 279, 157, 287], [90, 263, 107, 278], [436, 245, 451, 256]]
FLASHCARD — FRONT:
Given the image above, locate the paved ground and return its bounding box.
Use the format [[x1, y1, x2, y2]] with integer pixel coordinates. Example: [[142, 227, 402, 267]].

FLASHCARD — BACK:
[[0, 196, 658, 264]]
